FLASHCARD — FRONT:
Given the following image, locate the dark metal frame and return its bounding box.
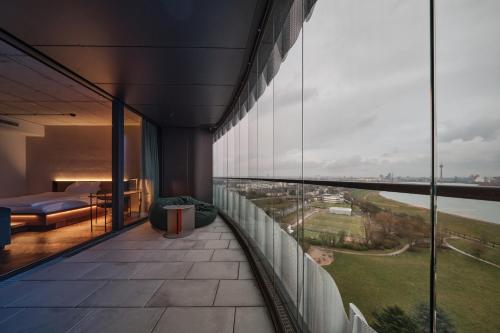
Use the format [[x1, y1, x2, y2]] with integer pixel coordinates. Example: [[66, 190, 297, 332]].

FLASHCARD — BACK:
[[213, 177, 500, 202], [112, 100, 125, 231]]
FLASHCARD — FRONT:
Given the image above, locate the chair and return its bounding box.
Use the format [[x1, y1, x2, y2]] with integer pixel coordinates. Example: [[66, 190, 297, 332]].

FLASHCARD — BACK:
[[90, 191, 112, 232]]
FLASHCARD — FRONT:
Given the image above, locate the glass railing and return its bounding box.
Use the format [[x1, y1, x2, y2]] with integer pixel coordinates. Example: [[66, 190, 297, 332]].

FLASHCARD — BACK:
[[214, 179, 377, 333], [214, 177, 500, 333]]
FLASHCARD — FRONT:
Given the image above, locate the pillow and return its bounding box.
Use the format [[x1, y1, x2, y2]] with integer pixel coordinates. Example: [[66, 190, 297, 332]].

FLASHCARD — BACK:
[[65, 181, 101, 194]]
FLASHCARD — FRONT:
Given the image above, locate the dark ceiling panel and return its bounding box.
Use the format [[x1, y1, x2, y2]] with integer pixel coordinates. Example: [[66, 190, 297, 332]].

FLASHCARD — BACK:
[[34, 46, 247, 85], [0, 0, 269, 126], [0, 0, 258, 48], [98, 83, 234, 106], [131, 104, 226, 127]]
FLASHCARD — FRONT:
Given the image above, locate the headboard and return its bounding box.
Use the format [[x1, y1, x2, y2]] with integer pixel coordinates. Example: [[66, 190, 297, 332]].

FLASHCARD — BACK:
[[52, 181, 112, 192]]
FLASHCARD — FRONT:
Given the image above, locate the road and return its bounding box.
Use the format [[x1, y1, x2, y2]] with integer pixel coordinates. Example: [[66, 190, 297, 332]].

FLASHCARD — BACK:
[[444, 237, 500, 269]]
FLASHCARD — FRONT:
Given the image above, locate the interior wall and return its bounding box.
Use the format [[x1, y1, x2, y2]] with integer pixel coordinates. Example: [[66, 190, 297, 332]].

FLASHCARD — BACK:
[[161, 127, 213, 203], [0, 130, 27, 198], [26, 125, 140, 194]]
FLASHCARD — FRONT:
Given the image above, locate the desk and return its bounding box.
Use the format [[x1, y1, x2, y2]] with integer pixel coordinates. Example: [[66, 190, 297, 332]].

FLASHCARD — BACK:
[[89, 190, 142, 231]]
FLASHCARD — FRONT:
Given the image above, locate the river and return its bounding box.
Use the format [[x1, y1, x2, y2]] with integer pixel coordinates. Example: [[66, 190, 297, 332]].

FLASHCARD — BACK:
[[380, 191, 500, 224]]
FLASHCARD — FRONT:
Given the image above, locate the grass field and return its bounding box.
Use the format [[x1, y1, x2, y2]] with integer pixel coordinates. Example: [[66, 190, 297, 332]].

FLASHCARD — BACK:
[[304, 211, 363, 237], [351, 190, 500, 244], [327, 248, 500, 332], [448, 238, 500, 266]]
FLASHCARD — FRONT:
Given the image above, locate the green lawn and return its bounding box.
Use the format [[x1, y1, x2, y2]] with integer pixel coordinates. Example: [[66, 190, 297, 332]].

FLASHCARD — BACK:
[[304, 211, 363, 237], [448, 238, 500, 266], [326, 249, 500, 333], [351, 190, 500, 244]]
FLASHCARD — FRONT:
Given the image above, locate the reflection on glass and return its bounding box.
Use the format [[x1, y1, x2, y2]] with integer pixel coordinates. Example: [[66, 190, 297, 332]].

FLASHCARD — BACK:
[[124, 108, 147, 225]]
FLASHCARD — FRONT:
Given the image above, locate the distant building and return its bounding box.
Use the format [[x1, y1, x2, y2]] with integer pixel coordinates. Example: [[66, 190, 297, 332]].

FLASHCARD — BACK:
[[323, 194, 344, 204], [328, 207, 352, 216]]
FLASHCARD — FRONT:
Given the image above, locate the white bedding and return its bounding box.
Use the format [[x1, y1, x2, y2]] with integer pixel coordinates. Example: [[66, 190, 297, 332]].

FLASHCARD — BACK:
[[0, 192, 91, 214]]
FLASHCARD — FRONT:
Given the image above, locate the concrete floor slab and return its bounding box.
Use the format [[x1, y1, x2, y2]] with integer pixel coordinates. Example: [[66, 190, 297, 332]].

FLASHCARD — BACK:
[[212, 249, 247, 261], [79, 280, 163, 307], [8, 281, 106, 307], [129, 262, 193, 279], [186, 262, 238, 280], [214, 280, 264, 306], [0, 308, 91, 333], [69, 308, 164, 333], [235, 307, 275, 333], [147, 280, 219, 307], [153, 307, 234, 333]]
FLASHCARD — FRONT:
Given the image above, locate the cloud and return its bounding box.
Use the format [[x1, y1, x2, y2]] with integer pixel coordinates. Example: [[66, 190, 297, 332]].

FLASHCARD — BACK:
[[439, 117, 500, 143]]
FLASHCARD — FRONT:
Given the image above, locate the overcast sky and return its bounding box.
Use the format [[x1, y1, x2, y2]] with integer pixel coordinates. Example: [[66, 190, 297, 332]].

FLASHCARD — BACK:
[[216, 0, 500, 179]]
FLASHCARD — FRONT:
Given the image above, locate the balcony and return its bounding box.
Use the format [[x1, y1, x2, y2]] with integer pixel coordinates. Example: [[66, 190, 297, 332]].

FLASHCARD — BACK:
[[0, 0, 499, 332], [0, 217, 275, 332]]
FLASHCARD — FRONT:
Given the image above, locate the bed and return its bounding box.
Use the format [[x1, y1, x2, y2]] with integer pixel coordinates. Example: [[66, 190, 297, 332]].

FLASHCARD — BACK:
[[0, 181, 104, 228]]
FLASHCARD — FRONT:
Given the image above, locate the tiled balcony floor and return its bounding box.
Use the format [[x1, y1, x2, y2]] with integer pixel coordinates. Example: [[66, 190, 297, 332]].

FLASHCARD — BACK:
[[0, 216, 275, 333]]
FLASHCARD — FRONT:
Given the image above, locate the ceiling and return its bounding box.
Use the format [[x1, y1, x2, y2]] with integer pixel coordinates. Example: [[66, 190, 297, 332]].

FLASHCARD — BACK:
[[0, 41, 140, 126], [0, 0, 268, 127]]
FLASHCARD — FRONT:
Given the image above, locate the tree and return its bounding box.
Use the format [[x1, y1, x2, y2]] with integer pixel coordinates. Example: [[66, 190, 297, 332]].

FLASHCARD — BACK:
[[336, 230, 347, 245], [361, 213, 374, 245], [372, 306, 417, 333], [412, 303, 456, 333], [374, 211, 397, 236]]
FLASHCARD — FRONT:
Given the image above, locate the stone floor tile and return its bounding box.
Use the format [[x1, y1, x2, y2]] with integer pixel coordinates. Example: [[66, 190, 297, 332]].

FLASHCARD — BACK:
[[0, 281, 45, 306], [229, 239, 242, 249], [189, 232, 222, 240], [64, 249, 107, 262], [79, 280, 163, 307], [139, 250, 186, 262], [235, 307, 275, 333], [80, 263, 140, 280], [183, 249, 214, 262], [8, 281, 106, 307], [146, 280, 218, 306], [93, 240, 173, 250], [0, 308, 23, 324], [238, 262, 254, 279], [167, 239, 197, 249], [220, 233, 236, 240], [129, 262, 192, 279], [199, 239, 229, 249], [69, 308, 164, 333], [22, 262, 100, 280], [214, 280, 264, 306], [212, 249, 247, 261], [186, 262, 238, 280], [153, 307, 234, 333], [214, 226, 232, 232], [94, 250, 144, 262], [0, 308, 91, 333]]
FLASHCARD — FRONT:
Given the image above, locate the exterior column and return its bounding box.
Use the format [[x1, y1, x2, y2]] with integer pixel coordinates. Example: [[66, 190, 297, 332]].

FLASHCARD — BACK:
[[112, 99, 124, 231]]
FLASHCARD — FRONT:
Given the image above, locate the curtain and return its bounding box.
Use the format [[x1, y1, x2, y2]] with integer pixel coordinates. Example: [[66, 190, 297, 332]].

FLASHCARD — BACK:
[[141, 119, 159, 210]]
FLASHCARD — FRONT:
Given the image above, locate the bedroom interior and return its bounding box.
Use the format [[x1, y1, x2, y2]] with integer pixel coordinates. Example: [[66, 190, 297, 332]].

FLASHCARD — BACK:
[[0, 40, 150, 276]]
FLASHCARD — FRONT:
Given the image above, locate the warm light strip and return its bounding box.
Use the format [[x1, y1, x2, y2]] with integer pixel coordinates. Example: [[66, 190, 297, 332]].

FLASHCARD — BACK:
[[47, 206, 97, 217], [12, 206, 98, 219], [53, 178, 129, 182], [54, 178, 113, 182]]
